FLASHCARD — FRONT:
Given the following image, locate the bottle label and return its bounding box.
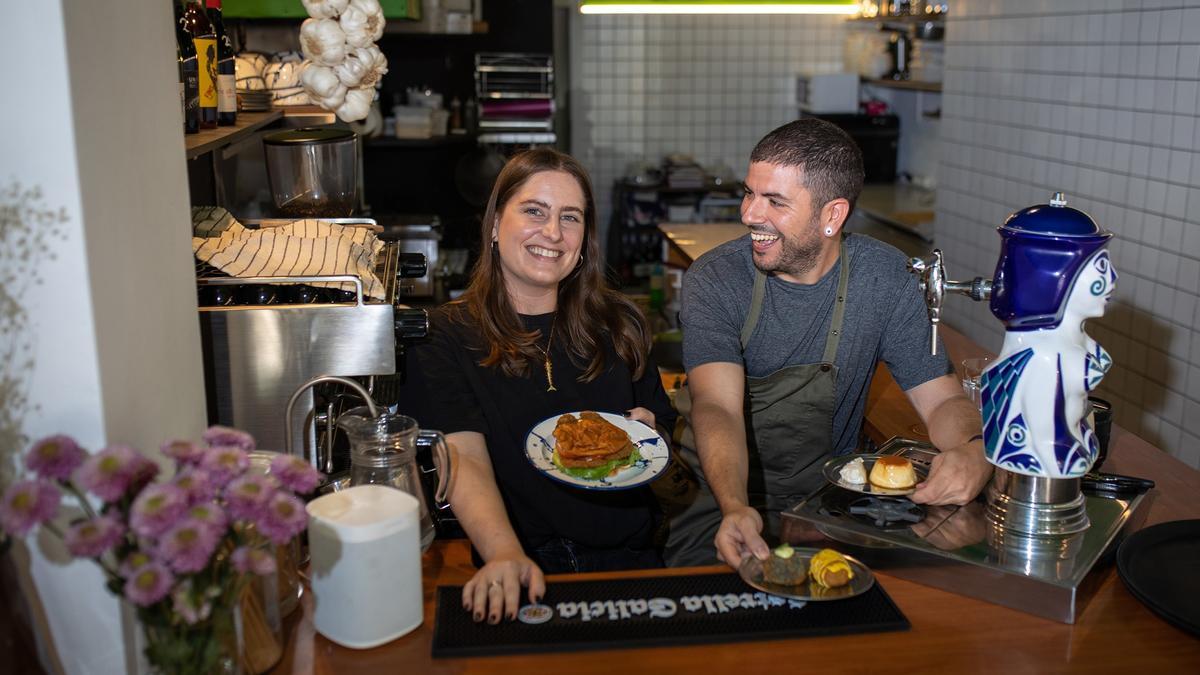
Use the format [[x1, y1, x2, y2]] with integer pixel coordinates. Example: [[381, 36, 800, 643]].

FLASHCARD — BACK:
[[183, 58, 200, 114], [194, 36, 217, 107], [217, 73, 237, 112]]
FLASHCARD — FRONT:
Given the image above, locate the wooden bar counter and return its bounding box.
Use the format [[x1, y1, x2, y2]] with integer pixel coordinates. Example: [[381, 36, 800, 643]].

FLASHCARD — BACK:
[[274, 326, 1200, 673]]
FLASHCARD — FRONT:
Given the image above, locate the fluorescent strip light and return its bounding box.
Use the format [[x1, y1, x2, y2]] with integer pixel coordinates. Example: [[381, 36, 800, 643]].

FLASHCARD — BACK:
[[580, 2, 859, 15]]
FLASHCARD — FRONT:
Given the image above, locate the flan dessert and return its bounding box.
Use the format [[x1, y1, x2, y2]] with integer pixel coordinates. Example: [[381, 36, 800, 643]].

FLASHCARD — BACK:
[[808, 548, 854, 589], [869, 455, 917, 490], [761, 544, 807, 586]]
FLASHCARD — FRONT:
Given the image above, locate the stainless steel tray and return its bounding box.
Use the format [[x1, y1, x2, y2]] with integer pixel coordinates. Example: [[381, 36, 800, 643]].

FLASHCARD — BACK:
[[782, 438, 1148, 623]]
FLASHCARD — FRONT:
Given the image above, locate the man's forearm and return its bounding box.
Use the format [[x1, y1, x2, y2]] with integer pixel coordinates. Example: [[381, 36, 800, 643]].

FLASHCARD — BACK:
[[925, 392, 983, 452], [691, 400, 752, 514]]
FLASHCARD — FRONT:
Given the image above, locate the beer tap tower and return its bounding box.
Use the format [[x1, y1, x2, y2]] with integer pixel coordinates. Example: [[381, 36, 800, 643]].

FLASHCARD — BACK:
[[909, 192, 1115, 555]]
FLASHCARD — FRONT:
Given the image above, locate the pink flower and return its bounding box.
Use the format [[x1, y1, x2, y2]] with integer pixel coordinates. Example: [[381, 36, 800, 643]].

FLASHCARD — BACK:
[[269, 454, 323, 494], [160, 439, 205, 466], [0, 480, 61, 536], [119, 550, 153, 578], [201, 426, 256, 453], [171, 468, 217, 506], [129, 484, 187, 539], [231, 546, 277, 576], [199, 446, 249, 483], [25, 435, 86, 482], [223, 474, 277, 521], [254, 492, 308, 545], [186, 502, 227, 535], [157, 517, 220, 574], [64, 515, 126, 558], [74, 445, 157, 503], [124, 562, 174, 607]]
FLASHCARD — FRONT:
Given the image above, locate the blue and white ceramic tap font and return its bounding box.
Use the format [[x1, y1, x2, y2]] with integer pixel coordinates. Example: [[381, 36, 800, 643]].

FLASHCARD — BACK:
[[980, 192, 1115, 479]]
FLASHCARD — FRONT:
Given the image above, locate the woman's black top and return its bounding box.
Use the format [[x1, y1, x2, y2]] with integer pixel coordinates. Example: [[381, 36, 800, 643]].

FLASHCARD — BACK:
[[411, 303, 676, 556]]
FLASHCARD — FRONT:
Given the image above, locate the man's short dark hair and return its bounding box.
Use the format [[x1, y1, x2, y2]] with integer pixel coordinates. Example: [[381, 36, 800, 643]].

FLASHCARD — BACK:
[[750, 118, 865, 213]]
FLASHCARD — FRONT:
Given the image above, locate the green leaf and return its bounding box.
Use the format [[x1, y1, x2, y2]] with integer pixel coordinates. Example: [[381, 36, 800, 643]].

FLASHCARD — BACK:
[[552, 447, 642, 480]]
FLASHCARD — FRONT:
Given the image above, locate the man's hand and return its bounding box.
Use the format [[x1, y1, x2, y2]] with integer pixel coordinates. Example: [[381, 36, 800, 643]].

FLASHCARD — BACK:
[[911, 438, 992, 505], [714, 505, 769, 567]]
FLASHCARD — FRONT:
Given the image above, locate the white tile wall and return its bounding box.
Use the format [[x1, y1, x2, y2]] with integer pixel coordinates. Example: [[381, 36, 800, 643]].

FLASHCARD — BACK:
[[568, 13, 846, 239], [937, 0, 1200, 467]]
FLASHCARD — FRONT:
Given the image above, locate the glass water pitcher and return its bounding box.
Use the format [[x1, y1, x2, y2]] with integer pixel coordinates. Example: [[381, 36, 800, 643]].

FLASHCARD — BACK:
[[337, 407, 451, 551]]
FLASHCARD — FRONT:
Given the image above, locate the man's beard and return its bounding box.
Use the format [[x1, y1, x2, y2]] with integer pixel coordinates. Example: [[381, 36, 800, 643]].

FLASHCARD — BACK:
[[751, 218, 823, 278]]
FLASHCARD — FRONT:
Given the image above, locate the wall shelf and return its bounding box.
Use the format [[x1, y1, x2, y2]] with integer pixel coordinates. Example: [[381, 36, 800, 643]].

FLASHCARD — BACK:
[[861, 78, 942, 93], [184, 110, 283, 160]]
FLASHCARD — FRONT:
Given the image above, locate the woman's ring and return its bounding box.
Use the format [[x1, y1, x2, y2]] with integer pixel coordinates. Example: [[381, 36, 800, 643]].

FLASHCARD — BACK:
[[489, 580, 503, 589]]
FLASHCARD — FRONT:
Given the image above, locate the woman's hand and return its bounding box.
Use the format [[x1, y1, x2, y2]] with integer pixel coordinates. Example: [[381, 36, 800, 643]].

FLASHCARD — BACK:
[[461, 552, 546, 624], [624, 406, 656, 430]]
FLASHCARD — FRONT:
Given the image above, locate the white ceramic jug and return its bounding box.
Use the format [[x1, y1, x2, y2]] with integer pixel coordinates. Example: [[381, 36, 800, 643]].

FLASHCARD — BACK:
[[306, 485, 423, 649]]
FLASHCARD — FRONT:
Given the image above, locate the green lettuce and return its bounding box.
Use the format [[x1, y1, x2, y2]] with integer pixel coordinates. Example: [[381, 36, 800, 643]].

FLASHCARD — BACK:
[[553, 447, 642, 480]]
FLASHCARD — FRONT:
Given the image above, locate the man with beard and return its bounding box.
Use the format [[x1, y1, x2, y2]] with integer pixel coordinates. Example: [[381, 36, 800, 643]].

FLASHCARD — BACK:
[[664, 119, 991, 567]]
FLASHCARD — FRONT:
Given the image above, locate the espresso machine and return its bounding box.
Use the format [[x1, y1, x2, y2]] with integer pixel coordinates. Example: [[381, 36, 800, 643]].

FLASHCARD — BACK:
[[196, 127, 430, 485], [782, 193, 1150, 623]]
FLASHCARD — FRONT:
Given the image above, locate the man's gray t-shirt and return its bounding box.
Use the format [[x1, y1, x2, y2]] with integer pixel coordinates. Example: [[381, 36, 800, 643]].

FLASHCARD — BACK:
[[681, 233, 953, 454]]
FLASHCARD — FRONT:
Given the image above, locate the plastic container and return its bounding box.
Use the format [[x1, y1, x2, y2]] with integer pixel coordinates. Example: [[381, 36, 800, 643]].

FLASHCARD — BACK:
[[393, 105, 433, 139], [306, 485, 423, 649]]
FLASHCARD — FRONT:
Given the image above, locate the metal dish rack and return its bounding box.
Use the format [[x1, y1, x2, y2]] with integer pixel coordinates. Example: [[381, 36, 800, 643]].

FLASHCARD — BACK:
[[474, 52, 557, 147]]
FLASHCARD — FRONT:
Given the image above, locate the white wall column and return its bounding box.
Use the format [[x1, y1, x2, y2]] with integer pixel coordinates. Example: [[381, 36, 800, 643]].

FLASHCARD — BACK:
[[1, 1, 206, 672]]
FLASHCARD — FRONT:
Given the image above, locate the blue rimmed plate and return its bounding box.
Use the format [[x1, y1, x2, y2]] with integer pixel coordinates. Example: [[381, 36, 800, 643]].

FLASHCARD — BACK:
[[524, 411, 670, 490]]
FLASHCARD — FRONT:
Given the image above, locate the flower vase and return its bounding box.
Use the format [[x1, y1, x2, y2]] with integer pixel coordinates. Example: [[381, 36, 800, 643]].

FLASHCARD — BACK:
[[139, 601, 241, 675], [137, 579, 283, 675]]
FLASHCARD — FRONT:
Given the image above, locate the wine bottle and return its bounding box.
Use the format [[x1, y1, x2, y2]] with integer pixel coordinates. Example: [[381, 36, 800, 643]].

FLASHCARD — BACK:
[[183, 0, 218, 129], [206, 0, 237, 126], [174, 1, 200, 134]]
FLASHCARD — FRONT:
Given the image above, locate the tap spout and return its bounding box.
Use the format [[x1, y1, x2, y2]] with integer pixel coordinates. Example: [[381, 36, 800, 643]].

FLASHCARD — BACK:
[[284, 375, 379, 474]]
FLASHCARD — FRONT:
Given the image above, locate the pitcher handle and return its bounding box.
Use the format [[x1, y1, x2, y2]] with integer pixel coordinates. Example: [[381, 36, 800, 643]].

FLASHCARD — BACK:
[[417, 429, 452, 506]]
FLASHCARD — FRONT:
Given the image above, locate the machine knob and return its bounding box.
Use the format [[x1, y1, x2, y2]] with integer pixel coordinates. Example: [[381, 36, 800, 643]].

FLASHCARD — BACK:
[[399, 252, 428, 279], [395, 308, 429, 340]]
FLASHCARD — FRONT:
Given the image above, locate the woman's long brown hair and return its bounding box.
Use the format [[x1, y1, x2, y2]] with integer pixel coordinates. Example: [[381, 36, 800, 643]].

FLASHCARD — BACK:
[[452, 148, 650, 382]]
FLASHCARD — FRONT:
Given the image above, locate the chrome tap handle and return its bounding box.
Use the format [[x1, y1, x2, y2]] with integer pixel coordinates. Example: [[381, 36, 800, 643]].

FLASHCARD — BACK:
[[909, 249, 995, 355], [909, 251, 945, 355], [284, 375, 379, 474]]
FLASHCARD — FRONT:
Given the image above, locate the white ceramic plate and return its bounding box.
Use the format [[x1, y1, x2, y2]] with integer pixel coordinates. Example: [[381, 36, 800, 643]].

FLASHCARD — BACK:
[[524, 411, 670, 490]]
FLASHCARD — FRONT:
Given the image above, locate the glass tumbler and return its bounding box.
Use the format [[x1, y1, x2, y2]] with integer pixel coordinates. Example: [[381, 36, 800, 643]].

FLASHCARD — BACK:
[[961, 356, 994, 409]]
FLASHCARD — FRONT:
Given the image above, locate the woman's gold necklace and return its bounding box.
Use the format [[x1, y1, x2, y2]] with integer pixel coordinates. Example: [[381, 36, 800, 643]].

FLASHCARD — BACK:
[[532, 317, 557, 392]]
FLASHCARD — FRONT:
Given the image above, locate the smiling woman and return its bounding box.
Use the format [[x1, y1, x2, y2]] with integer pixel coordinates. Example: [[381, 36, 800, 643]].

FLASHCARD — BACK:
[[409, 148, 677, 626]]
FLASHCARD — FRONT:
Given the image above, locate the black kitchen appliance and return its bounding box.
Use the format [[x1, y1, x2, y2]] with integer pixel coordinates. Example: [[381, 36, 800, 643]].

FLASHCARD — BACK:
[[807, 113, 900, 184]]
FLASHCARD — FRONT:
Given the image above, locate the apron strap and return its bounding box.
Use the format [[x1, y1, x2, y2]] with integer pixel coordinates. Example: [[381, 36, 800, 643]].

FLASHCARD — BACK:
[[821, 236, 851, 365], [739, 236, 852, 359], [739, 268, 769, 351]]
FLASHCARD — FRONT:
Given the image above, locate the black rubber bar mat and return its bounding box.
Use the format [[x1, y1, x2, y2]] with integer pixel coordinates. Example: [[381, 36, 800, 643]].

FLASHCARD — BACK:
[[432, 572, 909, 658]]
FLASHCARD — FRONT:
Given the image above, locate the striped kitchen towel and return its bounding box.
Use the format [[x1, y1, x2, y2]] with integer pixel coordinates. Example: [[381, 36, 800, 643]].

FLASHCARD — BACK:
[[192, 207, 386, 300]]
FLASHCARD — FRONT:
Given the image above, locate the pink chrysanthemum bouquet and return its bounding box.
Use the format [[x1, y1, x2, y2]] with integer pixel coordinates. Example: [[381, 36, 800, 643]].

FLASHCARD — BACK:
[[0, 428, 321, 675]]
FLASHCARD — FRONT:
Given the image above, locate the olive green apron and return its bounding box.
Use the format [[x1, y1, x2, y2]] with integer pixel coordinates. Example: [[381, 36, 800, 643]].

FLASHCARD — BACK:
[[662, 239, 849, 566]]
